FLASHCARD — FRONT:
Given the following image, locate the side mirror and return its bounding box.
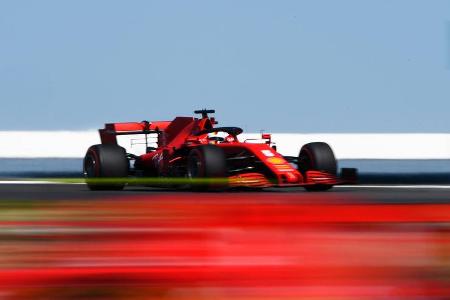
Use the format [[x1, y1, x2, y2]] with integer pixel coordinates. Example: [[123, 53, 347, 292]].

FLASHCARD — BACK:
[[261, 133, 271, 144]]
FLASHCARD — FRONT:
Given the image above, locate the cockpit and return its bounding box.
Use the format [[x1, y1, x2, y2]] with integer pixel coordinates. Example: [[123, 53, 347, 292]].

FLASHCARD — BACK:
[[195, 127, 243, 144]]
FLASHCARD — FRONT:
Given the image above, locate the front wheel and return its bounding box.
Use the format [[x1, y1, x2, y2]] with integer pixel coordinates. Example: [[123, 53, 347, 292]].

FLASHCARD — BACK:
[[84, 144, 129, 190], [298, 142, 337, 191], [187, 145, 227, 191]]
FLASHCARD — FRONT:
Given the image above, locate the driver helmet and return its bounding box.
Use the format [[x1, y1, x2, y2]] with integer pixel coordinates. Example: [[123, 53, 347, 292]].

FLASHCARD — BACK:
[[207, 131, 227, 144]]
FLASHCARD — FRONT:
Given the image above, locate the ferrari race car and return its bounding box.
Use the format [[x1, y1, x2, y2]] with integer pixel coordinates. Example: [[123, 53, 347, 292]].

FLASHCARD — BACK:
[[84, 110, 355, 191]]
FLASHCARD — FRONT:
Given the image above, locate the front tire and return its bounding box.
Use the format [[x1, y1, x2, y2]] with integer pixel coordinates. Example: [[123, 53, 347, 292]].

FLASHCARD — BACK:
[[187, 145, 227, 191], [298, 142, 337, 191], [84, 144, 129, 190]]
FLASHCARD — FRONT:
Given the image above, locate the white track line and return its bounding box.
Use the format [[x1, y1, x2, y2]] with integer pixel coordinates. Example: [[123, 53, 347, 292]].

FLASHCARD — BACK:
[[0, 181, 84, 185]]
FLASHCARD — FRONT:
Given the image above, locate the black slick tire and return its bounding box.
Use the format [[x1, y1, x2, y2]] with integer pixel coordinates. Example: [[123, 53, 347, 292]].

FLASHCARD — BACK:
[[83, 144, 129, 190], [187, 145, 227, 191], [298, 142, 337, 191]]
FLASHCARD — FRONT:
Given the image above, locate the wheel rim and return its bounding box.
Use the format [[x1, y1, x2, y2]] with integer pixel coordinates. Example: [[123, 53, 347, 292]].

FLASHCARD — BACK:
[[84, 154, 97, 178]]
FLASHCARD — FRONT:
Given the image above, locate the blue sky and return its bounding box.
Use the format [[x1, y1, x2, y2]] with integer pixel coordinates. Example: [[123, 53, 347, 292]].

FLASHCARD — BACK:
[[0, 0, 449, 132]]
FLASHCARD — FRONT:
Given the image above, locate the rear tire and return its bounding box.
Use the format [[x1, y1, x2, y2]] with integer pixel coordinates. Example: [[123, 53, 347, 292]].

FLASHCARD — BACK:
[[187, 145, 227, 191], [83, 144, 129, 190], [298, 142, 337, 192]]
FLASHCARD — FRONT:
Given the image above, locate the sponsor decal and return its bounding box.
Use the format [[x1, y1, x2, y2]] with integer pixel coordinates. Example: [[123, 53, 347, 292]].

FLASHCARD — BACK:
[[261, 150, 275, 157], [275, 164, 293, 169], [151, 153, 164, 170], [274, 165, 295, 172], [267, 157, 285, 164]]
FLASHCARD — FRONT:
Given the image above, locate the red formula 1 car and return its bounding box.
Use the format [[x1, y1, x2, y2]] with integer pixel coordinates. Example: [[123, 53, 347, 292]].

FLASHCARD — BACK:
[[84, 110, 355, 191]]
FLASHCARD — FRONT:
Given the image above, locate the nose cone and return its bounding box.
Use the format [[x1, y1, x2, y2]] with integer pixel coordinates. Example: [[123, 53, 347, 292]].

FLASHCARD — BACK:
[[286, 172, 300, 183]]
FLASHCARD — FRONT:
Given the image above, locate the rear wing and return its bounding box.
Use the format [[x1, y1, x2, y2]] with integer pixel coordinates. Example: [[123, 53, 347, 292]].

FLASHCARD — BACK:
[[99, 121, 170, 145]]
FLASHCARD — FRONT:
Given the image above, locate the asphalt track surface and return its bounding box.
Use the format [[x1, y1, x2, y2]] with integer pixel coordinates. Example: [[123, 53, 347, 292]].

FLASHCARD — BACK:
[[0, 183, 449, 203]]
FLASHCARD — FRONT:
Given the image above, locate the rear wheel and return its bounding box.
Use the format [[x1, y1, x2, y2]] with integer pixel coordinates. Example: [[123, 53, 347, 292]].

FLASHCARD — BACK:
[[84, 144, 129, 190], [187, 145, 227, 191], [298, 142, 337, 191]]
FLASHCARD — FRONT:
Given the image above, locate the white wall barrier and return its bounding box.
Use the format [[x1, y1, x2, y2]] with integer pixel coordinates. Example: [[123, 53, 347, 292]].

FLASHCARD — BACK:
[[0, 131, 449, 159]]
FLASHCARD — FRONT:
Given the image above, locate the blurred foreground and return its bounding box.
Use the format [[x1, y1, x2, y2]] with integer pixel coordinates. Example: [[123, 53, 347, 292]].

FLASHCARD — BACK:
[[0, 193, 449, 299]]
